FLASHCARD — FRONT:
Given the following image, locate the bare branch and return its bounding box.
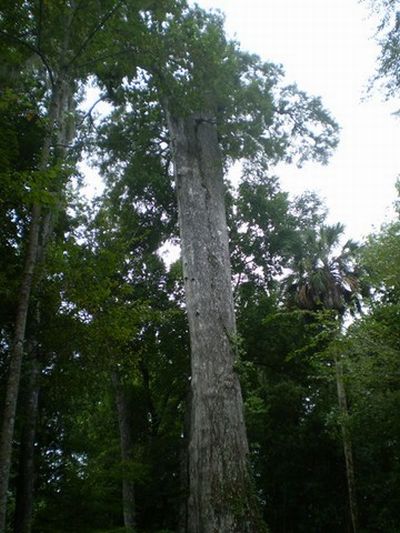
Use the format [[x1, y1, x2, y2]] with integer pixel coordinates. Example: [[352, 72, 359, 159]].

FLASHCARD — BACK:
[[77, 95, 108, 127]]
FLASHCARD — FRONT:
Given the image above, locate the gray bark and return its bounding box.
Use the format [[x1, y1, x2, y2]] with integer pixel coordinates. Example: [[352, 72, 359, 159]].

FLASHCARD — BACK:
[[166, 111, 265, 533], [112, 370, 136, 532], [335, 356, 358, 533]]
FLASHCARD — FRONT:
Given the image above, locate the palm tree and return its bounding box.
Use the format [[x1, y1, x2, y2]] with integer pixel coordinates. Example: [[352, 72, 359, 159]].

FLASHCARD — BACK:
[[286, 223, 361, 317], [285, 222, 363, 533]]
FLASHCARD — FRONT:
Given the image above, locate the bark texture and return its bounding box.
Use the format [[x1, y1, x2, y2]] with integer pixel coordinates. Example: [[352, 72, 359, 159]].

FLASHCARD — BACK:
[[167, 111, 265, 533], [335, 357, 358, 533], [112, 370, 136, 532]]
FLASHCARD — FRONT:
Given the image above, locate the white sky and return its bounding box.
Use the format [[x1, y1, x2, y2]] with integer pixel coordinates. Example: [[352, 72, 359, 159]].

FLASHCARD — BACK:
[[196, 0, 400, 241]]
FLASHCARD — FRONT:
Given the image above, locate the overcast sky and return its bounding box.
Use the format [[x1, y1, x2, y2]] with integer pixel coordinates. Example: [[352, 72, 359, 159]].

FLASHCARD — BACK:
[[195, 0, 400, 241]]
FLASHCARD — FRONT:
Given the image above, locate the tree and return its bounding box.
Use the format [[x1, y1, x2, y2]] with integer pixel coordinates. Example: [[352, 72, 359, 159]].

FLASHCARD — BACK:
[[0, 2, 345, 530], [0, 1, 174, 527], [123, 6, 338, 531], [93, 4, 339, 527], [93, 2, 339, 527], [363, 0, 400, 98], [227, 186, 349, 531], [319, 210, 400, 530], [285, 223, 364, 533]]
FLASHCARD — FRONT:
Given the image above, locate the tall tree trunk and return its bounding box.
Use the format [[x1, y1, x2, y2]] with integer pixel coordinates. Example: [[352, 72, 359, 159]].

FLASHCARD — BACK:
[[166, 110, 265, 533], [335, 356, 358, 533], [0, 79, 66, 531], [112, 370, 136, 532], [13, 343, 41, 533]]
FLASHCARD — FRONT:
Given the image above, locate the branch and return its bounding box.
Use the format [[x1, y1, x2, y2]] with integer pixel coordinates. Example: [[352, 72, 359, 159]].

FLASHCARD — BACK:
[[77, 95, 108, 128], [65, 0, 124, 69], [233, 271, 243, 295], [38, 0, 43, 52], [0, 30, 55, 87], [74, 48, 130, 71]]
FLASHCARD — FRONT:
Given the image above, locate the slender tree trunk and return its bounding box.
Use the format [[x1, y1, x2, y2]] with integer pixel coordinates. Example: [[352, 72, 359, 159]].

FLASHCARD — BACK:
[[112, 370, 136, 532], [138, 357, 159, 436], [335, 356, 358, 533], [166, 110, 265, 533], [0, 201, 42, 532], [13, 344, 41, 533], [0, 80, 65, 531]]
